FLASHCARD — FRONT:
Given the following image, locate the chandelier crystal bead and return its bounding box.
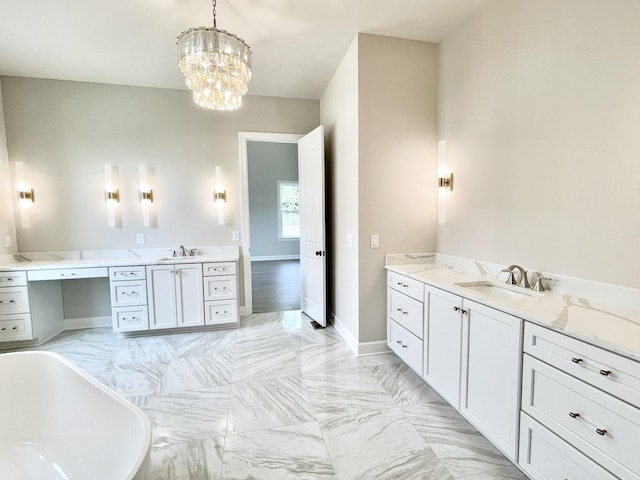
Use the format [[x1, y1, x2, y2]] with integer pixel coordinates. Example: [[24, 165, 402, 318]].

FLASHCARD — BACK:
[[177, 1, 252, 111]]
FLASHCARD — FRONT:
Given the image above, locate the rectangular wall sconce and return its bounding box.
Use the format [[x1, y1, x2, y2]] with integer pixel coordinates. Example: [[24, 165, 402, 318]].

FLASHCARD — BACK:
[[15, 161, 34, 229], [437, 141, 453, 224], [104, 163, 120, 228], [139, 165, 154, 227], [214, 166, 226, 226]]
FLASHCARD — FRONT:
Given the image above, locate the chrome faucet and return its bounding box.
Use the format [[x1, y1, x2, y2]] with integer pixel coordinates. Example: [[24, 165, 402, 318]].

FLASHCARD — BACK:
[[179, 245, 186, 257], [500, 264, 531, 288]]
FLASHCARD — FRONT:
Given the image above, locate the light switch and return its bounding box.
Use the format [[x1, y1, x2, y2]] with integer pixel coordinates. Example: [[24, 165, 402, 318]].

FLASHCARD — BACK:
[[346, 234, 353, 247], [370, 234, 379, 249], [4, 236, 10, 248], [136, 233, 145, 244], [232, 231, 240, 241]]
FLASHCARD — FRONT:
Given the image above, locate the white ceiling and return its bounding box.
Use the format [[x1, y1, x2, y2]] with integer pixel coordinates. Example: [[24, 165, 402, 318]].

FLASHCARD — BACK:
[[0, 0, 485, 100]]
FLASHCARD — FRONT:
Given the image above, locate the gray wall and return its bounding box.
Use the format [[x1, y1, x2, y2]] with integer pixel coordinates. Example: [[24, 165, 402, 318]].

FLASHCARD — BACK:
[[357, 34, 439, 344], [320, 37, 360, 342], [320, 34, 439, 347], [1, 77, 319, 252], [0, 79, 17, 255], [1, 77, 319, 317], [438, 0, 640, 289], [247, 141, 300, 258]]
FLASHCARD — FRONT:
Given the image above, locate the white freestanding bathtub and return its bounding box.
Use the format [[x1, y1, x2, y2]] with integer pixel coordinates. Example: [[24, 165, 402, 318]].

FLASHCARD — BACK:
[[0, 351, 151, 479]]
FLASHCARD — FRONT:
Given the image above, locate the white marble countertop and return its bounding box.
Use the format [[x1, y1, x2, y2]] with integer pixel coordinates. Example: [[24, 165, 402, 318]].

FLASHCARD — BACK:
[[0, 246, 240, 272], [386, 262, 640, 363]]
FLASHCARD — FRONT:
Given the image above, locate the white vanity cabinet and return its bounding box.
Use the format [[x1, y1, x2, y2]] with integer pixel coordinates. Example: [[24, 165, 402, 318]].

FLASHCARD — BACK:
[[109, 266, 149, 332], [203, 262, 238, 326], [422, 285, 522, 459], [461, 300, 522, 460], [423, 285, 463, 408], [0, 271, 33, 341], [519, 322, 640, 480], [146, 263, 204, 330], [387, 272, 424, 375], [389, 270, 523, 463]]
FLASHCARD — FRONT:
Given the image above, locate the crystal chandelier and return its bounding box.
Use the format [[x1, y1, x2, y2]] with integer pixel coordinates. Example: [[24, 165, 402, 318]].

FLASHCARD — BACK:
[[177, 0, 252, 111]]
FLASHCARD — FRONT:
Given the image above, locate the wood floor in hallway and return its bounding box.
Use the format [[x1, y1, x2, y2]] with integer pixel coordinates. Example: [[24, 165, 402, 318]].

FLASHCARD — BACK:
[[251, 259, 300, 313]]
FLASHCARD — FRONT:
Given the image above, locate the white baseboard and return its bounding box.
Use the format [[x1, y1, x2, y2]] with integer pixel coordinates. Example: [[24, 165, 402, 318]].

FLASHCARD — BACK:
[[64, 316, 112, 330], [251, 255, 300, 262], [357, 340, 391, 356], [329, 311, 390, 356], [329, 311, 358, 355]]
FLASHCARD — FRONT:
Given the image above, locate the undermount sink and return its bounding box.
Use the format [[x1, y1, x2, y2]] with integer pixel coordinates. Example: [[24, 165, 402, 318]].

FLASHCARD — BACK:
[[155, 256, 202, 262], [454, 281, 539, 299]]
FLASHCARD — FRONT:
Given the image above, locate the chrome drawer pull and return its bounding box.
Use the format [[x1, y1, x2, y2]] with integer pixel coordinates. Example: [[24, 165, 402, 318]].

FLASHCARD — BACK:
[[595, 428, 607, 436], [568, 412, 580, 419], [599, 369, 612, 376], [396, 282, 409, 288], [571, 357, 583, 363]]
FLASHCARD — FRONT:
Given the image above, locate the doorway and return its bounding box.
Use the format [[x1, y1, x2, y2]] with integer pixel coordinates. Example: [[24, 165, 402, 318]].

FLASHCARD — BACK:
[[247, 140, 300, 313], [239, 132, 303, 315]]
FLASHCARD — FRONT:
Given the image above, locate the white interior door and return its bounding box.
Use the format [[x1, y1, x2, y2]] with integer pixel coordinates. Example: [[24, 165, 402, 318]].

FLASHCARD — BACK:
[[298, 125, 326, 326]]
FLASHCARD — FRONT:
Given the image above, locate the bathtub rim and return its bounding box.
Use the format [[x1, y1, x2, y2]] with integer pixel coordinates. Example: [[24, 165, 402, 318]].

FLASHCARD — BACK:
[[1, 350, 152, 480]]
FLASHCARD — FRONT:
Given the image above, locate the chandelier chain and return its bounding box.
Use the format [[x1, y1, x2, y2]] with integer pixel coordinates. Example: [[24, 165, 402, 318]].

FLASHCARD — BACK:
[[212, 0, 217, 28]]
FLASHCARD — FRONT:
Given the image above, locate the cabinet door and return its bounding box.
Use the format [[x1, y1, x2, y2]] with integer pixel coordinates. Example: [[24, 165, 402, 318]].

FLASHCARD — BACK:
[[461, 299, 522, 461], [146, 265, 177, 330], [175, 263, 204, 327], [424, 286, 463, 409]]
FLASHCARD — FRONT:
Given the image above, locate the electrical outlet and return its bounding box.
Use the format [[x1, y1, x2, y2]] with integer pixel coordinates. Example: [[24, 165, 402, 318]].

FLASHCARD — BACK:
[[346, 234, 353, 247], [370, 234, 379, 249], [232, 231, 240, 241], [4, 236, 11, 248], [136, 233, 145, 244]]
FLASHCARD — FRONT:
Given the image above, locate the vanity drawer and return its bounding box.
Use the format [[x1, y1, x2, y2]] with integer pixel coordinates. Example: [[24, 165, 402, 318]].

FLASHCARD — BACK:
[[112, 306, 149, 332], [0, 314, 33, 341], [110, 280, 147, 307], [0, 271, 27, 286], [203, 276, 236, 300], [388, 320, 423, 375], [28, 267, 108, 281], [388, 271, 424, 302], [0, 287, 29, 314], [524, 322, 640, 407], [522, 354, 640, 480], [518, 413, 617, 480], [387, 289, 424, 339], [203, 262, 236, 276], [205, 299, 238, 325], [109, 266, 146, 281]]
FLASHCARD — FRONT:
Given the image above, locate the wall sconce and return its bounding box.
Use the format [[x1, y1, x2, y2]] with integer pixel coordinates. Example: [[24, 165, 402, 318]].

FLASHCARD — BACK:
[[437, 141, 453, 224], [139, 165, 154, 227], [213, 166, 226, 226], [15, 161, 34, 229], [104, 163, 120, 228]]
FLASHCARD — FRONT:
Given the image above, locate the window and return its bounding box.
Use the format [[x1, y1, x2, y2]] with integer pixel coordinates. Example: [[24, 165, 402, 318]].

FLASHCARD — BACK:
[[278, 181, 300, 239]]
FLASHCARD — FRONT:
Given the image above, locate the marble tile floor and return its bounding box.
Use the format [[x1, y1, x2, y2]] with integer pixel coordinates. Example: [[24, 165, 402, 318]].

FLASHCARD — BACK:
[[6, 311, 528, 480]]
